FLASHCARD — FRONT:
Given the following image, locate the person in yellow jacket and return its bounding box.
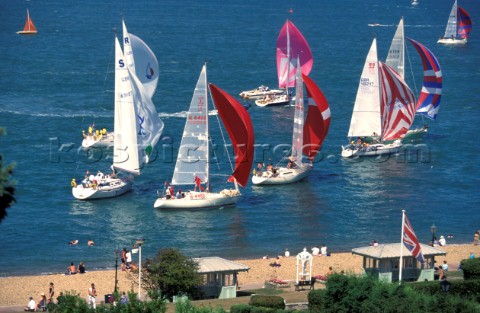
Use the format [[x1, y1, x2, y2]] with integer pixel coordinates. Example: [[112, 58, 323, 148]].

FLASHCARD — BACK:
[[71, 179, 77, 187]]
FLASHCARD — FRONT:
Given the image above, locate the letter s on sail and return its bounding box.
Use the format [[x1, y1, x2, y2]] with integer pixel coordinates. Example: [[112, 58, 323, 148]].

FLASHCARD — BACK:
[[119, 59, 125, 68]]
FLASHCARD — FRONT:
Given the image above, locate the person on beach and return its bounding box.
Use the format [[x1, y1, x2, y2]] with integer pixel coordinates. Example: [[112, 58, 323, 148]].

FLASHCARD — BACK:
[[48, 282, 54, 304], [24, 296, 36, 312], [469, 251, 475, 259], [439, 235, 446, 246], [88, 283, 97, 309], [321, 244, 328, 256], [37, 293, 47, 311], [126, 250, 132, 266], [67, 262, 77, 275], [284, 248, 290, 257], [312, 246, 320, 256], [121, 248, 127, 270], [120, 292, 128, 305], [78, 262, 86, 274], [442, 260, 449, 271], [474, 231, 479, 246]]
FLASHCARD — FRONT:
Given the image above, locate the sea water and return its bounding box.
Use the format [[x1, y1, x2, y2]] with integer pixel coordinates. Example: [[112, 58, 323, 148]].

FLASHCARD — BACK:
[[0, 0, 479, 275]]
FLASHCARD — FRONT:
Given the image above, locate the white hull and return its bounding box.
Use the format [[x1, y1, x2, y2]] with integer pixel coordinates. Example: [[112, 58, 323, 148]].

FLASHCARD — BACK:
[[252, 165, 312, 185], [154, 190, 240, 209], [82, 133, 114, 148], [240, 86, 285, 100], [255, 95, 290, 107], [341, 140, 402, 158], [72, 177, 132, 200], [437, 37, 467, 45]]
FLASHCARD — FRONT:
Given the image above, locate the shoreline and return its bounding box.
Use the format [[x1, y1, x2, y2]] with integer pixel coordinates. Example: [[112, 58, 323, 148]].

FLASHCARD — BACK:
[[1, 244, 478, 306]]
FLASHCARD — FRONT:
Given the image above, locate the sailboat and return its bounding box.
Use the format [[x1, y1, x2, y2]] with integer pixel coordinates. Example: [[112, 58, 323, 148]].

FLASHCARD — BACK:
[[256, 20, 313, 107], [17, 9, 37, 35], [72, 21, 163, 200], [437, 0, 472, 45], [153, 64, 254, 209], [385, 18, 442, 141], [252, 59, 330, 185], [341, 38, 416, 158]]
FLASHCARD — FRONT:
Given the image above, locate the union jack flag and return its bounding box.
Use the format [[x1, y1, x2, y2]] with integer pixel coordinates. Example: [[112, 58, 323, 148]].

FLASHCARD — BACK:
[[403, 213, 425, 263]]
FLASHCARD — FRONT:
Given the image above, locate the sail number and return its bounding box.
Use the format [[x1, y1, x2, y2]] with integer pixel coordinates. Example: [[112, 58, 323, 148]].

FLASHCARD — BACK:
[[190, 193, 206, 199]]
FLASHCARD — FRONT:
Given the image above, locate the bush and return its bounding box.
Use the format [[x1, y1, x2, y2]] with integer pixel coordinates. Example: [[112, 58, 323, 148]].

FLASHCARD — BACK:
[[249, 295, 285, 310], [307, 289, 326, 313], [230, 304, 251, 313], [250, 306, 275, 313], [461, 258, 480, 280]]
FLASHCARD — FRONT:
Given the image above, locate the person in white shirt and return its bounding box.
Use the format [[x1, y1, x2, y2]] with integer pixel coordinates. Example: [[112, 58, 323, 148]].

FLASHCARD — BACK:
[[439, 235, 446, 246], [312, 246, 320, 256], [88, 283, 97, 309], [284, 248, 290, 257], [24, 297, 36, 311], [321, 244, 328, 256], [126, 251, 132, 266]]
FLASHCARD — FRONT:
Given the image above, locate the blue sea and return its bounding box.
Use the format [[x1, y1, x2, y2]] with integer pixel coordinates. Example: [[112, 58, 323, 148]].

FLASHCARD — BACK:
[[0, 0, 479, 276]]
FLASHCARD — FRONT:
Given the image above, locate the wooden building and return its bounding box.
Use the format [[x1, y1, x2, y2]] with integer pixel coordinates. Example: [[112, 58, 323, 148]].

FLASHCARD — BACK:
[[352, 243, 446, 283], [193, 257, 249, 299]]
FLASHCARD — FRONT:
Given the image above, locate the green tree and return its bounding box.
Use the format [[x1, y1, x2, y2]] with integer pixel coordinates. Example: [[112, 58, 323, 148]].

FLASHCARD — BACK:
[[0, 127, 15, 224], [142, 248, 203, 301]]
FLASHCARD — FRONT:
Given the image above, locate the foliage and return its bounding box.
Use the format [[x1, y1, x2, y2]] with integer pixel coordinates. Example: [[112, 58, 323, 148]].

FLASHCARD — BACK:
[[248, 295, 285, 310], [0, 127, 16, 224], [461, 258, 480, 280], [142, 248, 203, 301], [230, 304, 252, 313], [47, 290, 167, 313], [308, 274, 480, 313], [412, 278, 480, 302], [307, 289, 326, 313], [174, 297, 227, 313], [47, 291, 92, 313]]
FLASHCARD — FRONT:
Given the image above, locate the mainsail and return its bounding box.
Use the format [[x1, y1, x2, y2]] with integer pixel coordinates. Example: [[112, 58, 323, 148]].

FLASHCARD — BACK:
[[276, 20, 313, 88], [347, 38, 382, 138], [302, 74, 331, 160], [379, 62, 416, 141], [209, 84, 255, 188], [290, 60, 305, 165], [113, 37, 140, 175], [171, 65, 209, 186], [407, 38, 442, 120], [122, 20, 163, 162], [386, 17, 405, 80]]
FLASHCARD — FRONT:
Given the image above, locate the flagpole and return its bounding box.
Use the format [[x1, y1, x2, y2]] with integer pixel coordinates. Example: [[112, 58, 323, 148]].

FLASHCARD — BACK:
[[399, 209, 406, 285]]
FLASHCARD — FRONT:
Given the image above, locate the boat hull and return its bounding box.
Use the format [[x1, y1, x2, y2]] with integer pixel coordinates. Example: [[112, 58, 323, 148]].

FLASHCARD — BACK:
[[154, 190, 240, 209], [252, 165, 312, 185], [255, 96, 290, 107], [72, 178, 132, 200], [240, 87, 285, 100], [16, 31, 37, 35], [81, 133, 114, 148], [341, 141, 402, 158], [437, 37, 467, 45]]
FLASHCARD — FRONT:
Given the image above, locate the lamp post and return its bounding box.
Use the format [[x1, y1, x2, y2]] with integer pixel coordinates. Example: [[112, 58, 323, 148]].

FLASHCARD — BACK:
[[430, 224, 437, 246], [114, 249, 119, 294], [136, 239, 145, 300]]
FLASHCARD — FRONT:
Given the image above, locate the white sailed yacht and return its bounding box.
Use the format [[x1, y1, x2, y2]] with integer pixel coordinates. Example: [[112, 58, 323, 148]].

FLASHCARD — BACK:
[[154, 64, 254, 209], [72, 21, 163, 200], [341, 38, 416, 158]]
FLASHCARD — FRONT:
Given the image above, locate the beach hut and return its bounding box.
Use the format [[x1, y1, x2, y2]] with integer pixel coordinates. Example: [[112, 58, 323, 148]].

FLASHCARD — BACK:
[[352, 243, 446, 283], [193, 257, 249, 300]]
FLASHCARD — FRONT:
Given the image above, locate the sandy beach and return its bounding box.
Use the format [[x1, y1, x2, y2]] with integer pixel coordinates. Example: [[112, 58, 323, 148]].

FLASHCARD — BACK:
[[1, 244, 478, 307]]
